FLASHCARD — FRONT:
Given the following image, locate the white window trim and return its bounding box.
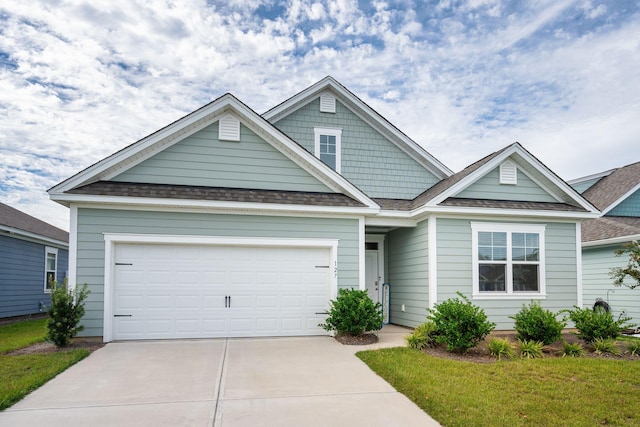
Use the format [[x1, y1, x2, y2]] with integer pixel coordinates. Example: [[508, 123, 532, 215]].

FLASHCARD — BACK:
[[470, 222, 546, 300], [44, 246, 59, 293], [314, 127, 342, 173]]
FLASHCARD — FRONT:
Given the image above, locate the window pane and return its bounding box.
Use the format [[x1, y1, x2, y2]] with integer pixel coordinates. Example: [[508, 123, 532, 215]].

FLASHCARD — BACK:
[[513, 264, 539, 292], [526, 248, 539, 262], [512, 232, 525, 247], [512, 247, 525, 261], [478, 232, 506, 261], [47, 253, 56, 270], [320, 152, 336, 170], [493, 232, 506, 246], [493, 246, 506, 261], [526, 234, 539, 247], [479, 264, 506, 292], [478, 246, 493, 260], [478, 232, 493, 246], [46, 271, 55, 289], [512, 233, 539, 261]]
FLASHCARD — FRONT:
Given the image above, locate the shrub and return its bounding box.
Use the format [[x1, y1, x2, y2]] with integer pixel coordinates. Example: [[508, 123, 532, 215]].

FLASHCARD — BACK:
[[428, 292, 495, 354], [563, 306, 632, 343], [406, 321, 437, 350], [518, 339, 544, 359], [47, 280, 90, 348], [592, 338, 621, 356], [319, 288, 383, 336], [627, 339, 640, 356], [510, 302, 565, 345], [562, 341, 584, 357], [488, 337, 515, 360]]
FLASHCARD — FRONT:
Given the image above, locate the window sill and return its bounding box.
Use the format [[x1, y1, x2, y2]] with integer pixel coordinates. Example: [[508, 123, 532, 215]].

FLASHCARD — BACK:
[[472, 293, 547, 300]]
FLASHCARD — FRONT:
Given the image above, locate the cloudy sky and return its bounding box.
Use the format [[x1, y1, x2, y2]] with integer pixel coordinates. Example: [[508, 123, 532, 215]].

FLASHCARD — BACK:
[[1, 0, 639, 230]]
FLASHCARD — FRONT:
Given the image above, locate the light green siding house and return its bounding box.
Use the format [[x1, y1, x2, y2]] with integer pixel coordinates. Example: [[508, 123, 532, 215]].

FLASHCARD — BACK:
[[49, 77, 599, 341], [570, 162, 640, 325]]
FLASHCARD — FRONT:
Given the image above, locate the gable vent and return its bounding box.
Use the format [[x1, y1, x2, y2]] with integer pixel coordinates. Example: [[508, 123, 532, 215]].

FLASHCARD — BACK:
[[500, 160, 518, 185], [319, 93, 336, 113], [218, 114, 240, 141]]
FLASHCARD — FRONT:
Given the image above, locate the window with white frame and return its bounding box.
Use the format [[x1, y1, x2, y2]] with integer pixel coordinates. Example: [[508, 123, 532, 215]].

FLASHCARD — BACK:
[[314, 128, 342, 172], [471, 223, 546, 297], [45, 247, 58, 292]]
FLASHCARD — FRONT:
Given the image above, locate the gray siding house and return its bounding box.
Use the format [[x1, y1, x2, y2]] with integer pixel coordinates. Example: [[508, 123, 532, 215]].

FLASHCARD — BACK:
[[49, 77, 599, 341], [0, 202, 69, 318], [570, 162, 640, 323]]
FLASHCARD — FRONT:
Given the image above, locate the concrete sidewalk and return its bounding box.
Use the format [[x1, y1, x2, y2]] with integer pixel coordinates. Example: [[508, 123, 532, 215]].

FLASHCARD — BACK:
[[1, 327, 440, 426]]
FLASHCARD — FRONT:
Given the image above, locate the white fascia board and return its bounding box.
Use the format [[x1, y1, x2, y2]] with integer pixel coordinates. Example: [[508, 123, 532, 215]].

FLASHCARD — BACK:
[[51, 193, 379, 216], [364, 216, 417, 227], [582, 234, 640, 248], [601, 182, 640, 215], [0, 225, 68, 248], [263, 77, 452, 179], [567, 169, 615, 185], [411, 204, 601, 220]]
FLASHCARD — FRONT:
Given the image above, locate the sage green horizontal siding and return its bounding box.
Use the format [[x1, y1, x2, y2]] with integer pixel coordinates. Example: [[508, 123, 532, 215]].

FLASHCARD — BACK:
[[457, 167, 557, 203], [272, 98, 439, 199], [582, 245, 639, 324], [571, 177, 601, 193], [607, 189, 640, 217], [113, 122, 331, 193], [75, 208, 359, 337], [436, 218, 578, 330], [387, 220, 429, 327]]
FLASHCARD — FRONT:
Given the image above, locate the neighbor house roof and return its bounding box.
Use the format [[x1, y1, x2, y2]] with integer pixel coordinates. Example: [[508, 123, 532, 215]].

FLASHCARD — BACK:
[[582, 161, 640, 213], [582, 217, 640, 245], [0, 202, 68, 245]]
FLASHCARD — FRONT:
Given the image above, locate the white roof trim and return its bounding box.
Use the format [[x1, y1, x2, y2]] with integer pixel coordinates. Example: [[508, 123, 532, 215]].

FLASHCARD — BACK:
[[427, 143, 599, 214], [567, 168, 615, 185], [583, 234, 640, 248], [48, 94, 378, 210], [601, 182, 640, 215], [412, 204, 600, 220], [262, 76, 453, 179]]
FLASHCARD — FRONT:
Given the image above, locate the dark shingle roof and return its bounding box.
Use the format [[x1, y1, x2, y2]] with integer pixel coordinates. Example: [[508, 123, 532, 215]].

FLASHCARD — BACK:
[[582, 161, 640, 211], [67, 181, 367, 208], [0, 202, 68, 243], [582, 217, 640, 243], [440, 198, 587, 212]]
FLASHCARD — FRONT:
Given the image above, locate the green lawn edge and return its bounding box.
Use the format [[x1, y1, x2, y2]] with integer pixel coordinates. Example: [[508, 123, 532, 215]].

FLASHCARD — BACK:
[[0, 318, 48, 354]]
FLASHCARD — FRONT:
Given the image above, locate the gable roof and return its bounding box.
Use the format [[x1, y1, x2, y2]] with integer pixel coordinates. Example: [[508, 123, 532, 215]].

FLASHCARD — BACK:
[[0, 202, 68, 246], [582, 161, 640, 213], [48, 93, 378, 211], [582, 217, 640, 246], [407, 142, 599, 216], [262, 76, 453, 180]]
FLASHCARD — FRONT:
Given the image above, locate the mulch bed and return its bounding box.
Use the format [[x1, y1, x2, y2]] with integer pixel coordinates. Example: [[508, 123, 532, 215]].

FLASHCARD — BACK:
[[334, 333, 379, 345], [7, 338, 106, 356]]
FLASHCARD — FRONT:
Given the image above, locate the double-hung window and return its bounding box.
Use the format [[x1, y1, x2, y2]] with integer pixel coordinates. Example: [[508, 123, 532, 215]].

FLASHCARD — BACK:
[[471, 223, 546, 298], [314, 128, 342, 172], [45, 247, 58, 292]]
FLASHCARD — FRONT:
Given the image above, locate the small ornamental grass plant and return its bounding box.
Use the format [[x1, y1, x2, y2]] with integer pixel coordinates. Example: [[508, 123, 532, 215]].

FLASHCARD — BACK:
[[627, 339, 640, 356], [488, 337, 515, 360], [562, 341, 584, 358], [518, 339, 544, 359], [406, 321, 437, 351], [428, 292, 495, 354], [47, 280, 90, 348], [511, 302, 565, 345], [563, 306, 632, 343], [319, 288, 383, 336], [592, 338, 621, 356]]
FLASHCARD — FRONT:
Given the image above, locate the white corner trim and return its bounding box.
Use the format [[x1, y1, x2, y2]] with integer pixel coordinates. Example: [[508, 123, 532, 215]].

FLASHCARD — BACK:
[[428, 216, 438, 309], [101, 233, 340, 342], [358, 217, 365, 291], [68, 205, 78, 291], [576, 222, 583, 308]]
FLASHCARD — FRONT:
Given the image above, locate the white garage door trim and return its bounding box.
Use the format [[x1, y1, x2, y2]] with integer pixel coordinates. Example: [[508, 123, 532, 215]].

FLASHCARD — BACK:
[[103, 233, 339, 342]]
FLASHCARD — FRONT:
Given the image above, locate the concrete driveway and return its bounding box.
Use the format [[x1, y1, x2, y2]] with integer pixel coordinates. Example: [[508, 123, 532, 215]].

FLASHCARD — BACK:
[[1, 327, 440, 426]]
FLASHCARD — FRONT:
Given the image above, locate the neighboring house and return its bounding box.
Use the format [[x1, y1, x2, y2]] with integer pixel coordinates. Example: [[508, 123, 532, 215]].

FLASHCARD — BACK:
[[0, 202, 69, 318], [570, 161, 640, 323], [48, 77, 598, 342]]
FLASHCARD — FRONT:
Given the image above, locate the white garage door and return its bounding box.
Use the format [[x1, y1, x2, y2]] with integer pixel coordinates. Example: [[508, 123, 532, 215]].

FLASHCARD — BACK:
[[112, 243, 331, 340]]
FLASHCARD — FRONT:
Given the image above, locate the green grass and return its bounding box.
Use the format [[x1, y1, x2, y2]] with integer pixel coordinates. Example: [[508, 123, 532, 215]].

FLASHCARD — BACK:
[[358, 347, 640, 426], [0, 318, 90, 410], [0, 318, 48, 353]]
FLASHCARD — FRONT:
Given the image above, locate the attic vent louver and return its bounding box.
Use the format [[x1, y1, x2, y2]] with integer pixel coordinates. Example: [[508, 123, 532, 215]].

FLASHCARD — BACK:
[[219, 114, 240, 141], [500, 160, 517, 185], [320, 93, 336, 113]]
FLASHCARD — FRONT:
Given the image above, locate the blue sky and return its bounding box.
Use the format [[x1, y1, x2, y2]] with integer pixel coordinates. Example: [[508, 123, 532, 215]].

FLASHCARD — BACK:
[[1, 0, 639, 230]]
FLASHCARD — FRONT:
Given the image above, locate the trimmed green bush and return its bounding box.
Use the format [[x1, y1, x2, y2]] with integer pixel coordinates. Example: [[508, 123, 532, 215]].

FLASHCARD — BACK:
[[47, 280, 90, 348], [319, 288, 383, 336], [563, 306, 632, 343], [511, 302, 565, 345], [428, 292, 495, 354], [406, 321, 437, 350], [518, 339, 544, 359], [488, 337, 515, 360]]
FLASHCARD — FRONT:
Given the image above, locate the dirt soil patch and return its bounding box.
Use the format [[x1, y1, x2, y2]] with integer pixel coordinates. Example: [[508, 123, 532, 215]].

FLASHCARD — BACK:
[[334, 333, 379, 345], [423, 332, 639, 363], [7, 338, 105, 356]]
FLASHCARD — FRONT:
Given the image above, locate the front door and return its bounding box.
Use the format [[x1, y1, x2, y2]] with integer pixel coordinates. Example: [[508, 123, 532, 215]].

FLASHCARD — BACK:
[[365, 250, 380, 305]]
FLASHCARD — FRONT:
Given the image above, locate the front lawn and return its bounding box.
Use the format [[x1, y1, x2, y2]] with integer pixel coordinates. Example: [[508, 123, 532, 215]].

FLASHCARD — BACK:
[[0, 318, 90, 410], [358, 347, 640, 426]]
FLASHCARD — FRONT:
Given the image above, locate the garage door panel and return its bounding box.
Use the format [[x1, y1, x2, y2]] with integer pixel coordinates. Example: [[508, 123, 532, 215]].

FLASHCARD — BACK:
[[112, 243, 331, 340]]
